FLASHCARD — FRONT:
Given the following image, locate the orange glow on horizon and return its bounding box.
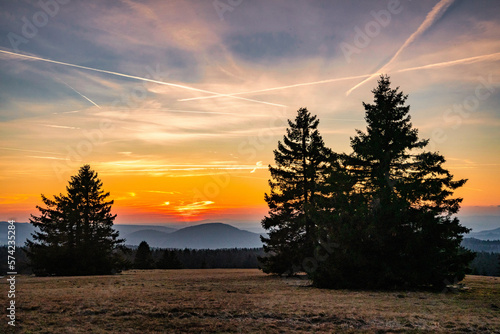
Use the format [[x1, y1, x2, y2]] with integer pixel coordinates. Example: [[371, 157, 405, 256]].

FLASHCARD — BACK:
[[1, 1, 499, 227], [1, 161, 498, 225]]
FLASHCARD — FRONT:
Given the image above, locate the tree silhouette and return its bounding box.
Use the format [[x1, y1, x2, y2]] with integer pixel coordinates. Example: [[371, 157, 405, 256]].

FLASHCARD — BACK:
[[157, 249, 182, 269], [313, 76, 475, 289], [497, 254, 500, 276], [259, 107, 334, 275], [134, 241, 155, 269], [26, 165, 123, 276]]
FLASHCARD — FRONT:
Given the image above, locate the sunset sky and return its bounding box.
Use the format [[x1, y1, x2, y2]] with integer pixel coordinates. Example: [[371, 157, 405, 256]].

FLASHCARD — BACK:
[[1, 0, 499, 231]]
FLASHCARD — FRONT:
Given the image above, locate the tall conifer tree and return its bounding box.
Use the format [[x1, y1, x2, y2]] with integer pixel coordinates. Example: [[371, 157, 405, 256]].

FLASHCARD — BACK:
[[260, 108, 333, 275], [315, 76, 474, 288], [26, 165, 123, 275]]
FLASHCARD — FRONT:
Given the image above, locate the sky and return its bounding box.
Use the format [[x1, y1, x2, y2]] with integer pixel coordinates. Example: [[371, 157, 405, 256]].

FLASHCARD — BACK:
[[1, 0, 499, 231]]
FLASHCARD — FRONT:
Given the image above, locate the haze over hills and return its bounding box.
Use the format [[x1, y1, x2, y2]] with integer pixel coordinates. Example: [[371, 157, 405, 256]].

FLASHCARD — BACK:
[[458, 215, 500, 232], [468, 227, 500, 241], [122, 223, 265, 249], [123, 229, 173, 247], [155, 223, 263, 249], [0, 221, 35, 246], [115, 222, 264, 248], [461, 238, 500, 253], [1, 221, 499, 250], [114, 224, 177, 237], [0, 221, 264, 249]]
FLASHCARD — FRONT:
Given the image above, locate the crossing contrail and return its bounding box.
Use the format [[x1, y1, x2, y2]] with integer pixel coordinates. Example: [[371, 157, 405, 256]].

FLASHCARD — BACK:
[[0, 49, 286, 108], [178, 73, 372, 102], [346, 0, 456, 96], [178, 51, 499, 102]]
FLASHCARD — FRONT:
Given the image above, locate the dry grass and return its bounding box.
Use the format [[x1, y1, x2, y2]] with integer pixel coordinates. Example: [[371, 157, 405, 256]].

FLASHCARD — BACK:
[[0, 269, 499, 333]]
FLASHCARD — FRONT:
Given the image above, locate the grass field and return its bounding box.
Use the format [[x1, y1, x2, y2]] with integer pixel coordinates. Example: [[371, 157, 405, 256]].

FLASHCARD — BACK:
[[0, 269, 499, 333]]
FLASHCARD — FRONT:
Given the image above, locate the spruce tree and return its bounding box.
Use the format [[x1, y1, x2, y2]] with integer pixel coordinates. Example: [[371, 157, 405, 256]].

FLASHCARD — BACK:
[[26, 165, 123, 275], [259, 107, 333, 275], [157, 249, 183, 269], [315, 75, 474, 289], [134, 241, 155, 269]]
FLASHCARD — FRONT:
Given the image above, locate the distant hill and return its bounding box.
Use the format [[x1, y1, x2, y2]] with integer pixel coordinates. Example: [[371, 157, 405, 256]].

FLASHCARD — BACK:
[[467, 227, 500, 241], [119, 223, 264, 249], [0, 222, 177, 247], [0, 222, 36, 247], [461, 238, 500, 253], [0, 221, 262, 249], [459, 215, 500, 233], [122, 229, 172, 247], [13, 221, 500, 251], [160, 223, 263, 249], [115, 224, 177, 241]]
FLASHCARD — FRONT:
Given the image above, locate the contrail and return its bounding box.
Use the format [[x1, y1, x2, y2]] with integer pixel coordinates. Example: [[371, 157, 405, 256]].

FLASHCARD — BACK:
[[178, 73, 372, 102], [57, 78, 101, 108], [179, 52, 499, 102], [397, 52, 500, 73], [346, 0, 456, 96], [100, 107, 271, 117], [0, 49, 286, 108], [156, 108, 270, 117]]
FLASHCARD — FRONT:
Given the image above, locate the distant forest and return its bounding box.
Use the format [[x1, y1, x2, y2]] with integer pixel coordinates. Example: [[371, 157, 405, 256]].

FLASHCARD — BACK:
[[1, 246, 498, 277]]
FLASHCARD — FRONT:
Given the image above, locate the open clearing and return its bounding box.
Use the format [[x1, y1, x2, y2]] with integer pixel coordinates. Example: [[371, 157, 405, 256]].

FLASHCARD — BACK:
[[1, 269, 499, 333]]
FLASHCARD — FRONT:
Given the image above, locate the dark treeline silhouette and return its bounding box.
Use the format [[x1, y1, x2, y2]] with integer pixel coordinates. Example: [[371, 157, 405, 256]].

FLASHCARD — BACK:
[[470, 252, 500, 276], [134, 241, 155, 269], [461, 238, 500, 253], [117, 243, 265, 270], [5, 245, 496, 276], [260, 76, 475, 289]]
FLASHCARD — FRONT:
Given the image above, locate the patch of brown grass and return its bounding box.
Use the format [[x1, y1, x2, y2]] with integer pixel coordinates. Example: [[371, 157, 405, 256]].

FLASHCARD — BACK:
[[0, 270, 498, 333]]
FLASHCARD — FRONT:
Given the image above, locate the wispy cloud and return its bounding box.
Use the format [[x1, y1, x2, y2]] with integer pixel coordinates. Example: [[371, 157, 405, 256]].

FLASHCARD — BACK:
[[26, 155, 67, 160], [147, 190, 179, 194], [0, 147, 63, 155], [250, 161, 263, 173], [43, 124, 80, 130], [175, 201, 215, 215]]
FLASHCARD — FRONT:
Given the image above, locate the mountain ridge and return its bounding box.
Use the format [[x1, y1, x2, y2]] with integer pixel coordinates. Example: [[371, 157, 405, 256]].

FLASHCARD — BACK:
[[2, 221, 499, 249]]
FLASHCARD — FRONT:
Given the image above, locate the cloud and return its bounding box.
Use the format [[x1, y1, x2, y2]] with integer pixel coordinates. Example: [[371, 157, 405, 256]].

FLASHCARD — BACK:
[[26, 156, 66, 160], [43, 124, 80, 130], [147, 190, 179, 194], [250, 161, 263, 173], [176, 201, 215, 216]]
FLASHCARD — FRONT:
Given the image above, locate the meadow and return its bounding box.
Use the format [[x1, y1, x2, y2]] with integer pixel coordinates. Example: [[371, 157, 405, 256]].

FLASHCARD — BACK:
[[1, 269, 499, 333]]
